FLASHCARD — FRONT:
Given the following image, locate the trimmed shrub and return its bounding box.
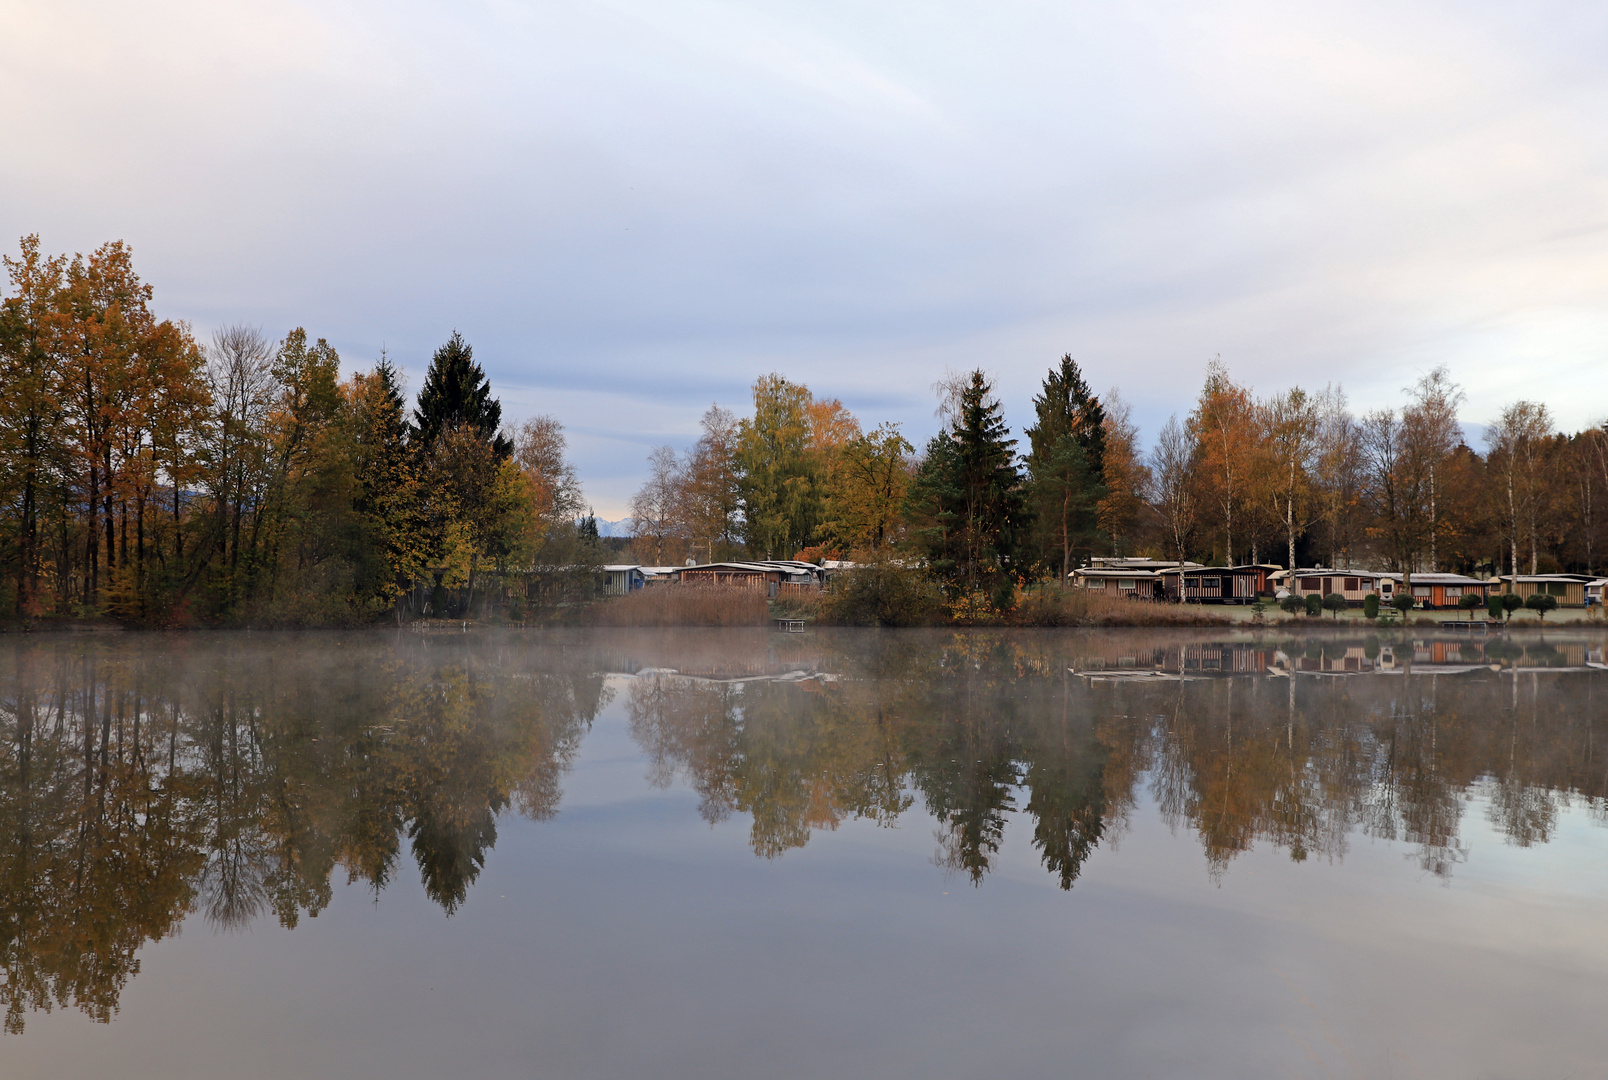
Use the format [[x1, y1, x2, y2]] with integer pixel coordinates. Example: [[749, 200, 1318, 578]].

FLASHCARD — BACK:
[[1392, 593, 1416, 615], [1304, 593, 1322, 617], [1458, 593, 1484, 615], [1501, 593, 1524, 620], [1280, 596, 1306, 616], [1322, 592, 1348, 618], [1487, 594, 1505, 621], [1363, 593, 1380, 620], [1525, 593, 1559, 620]]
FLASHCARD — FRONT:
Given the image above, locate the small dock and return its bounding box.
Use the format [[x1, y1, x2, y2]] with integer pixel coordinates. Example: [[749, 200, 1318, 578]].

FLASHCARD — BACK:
[[773, 618, 807, 633], [1440, 620, 1491, 631]]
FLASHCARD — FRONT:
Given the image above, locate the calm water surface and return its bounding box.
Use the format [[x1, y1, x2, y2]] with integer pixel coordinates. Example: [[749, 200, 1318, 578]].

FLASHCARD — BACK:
[[3, 627, 1608, 1079]]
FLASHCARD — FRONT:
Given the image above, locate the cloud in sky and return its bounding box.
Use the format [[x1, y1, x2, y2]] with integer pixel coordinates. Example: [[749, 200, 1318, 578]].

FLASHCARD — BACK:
[[4, 0, 1607, 514]]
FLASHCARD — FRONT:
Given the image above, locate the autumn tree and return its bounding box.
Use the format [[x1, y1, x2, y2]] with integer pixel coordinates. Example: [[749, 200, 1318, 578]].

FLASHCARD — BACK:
[[1260, 387, 1319, 573], [736, 375, 819, 559], [1311, 387, 1363, 567], [1402, 367, 1465, 569], [0, 236, 68, 616], [1187, 358, 1257, 564], [346, 359, 426, 615], [1360, 409, 1434, 577], [1485, 401, 1554, 577], [205, 324, 276, 606], [1149, 415, 1198, 563], [678, 405, 743, 562], [1096, 388, 1150, 557], [629, 445, 686, 565], [822, 422, 913, 553]]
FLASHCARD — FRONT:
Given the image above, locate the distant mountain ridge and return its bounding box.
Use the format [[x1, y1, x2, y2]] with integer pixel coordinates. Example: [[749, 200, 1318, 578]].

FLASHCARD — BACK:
[[584, 517, 633, 538]]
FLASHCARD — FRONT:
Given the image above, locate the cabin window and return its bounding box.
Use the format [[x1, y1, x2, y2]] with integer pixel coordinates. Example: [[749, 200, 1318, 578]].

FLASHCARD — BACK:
[[1086, 577, 1104, 588], [1117, 579, 1137, 590], [1444, 587, 1461, 598], [1302, 578, 1320, 591], [1548, 582, 1567, 596], [1345, 577, 1359, 592], [1201, 578, 1221, 591], [1413, 586, 1430, 597]]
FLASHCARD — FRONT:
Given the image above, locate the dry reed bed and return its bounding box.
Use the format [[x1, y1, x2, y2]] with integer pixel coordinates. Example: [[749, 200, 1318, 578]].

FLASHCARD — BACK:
[[589, 585, 771, 627], [1007, 589, 1231, 627]]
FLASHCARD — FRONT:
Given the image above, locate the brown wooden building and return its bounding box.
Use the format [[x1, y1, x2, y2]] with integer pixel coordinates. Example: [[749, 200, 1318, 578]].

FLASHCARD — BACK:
[[1495, 574, 1592, 606]]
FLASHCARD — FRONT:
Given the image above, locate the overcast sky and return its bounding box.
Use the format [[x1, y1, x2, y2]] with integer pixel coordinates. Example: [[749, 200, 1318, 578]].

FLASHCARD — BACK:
[[4, 0, 1607, 516]]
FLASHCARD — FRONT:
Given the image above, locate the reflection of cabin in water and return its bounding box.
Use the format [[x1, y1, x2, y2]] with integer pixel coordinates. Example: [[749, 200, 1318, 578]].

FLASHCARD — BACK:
[[1285, 645, 1378, 675], [1072, 643, 1277, 677]]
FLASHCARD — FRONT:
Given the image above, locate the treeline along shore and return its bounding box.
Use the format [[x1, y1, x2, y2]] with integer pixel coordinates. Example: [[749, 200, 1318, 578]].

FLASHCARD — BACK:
[[1, 236, 1605, 629]]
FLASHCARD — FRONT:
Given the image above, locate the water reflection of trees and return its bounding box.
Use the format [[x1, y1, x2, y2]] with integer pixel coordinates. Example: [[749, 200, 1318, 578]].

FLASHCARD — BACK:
[[0, 637, 606, 1032], [5, 629, 1605, 1034], [627, 633, 1608, 890]]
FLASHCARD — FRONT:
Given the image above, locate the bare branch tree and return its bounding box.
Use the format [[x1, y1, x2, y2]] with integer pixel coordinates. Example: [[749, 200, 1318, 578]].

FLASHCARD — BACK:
[[1149, 414, 1197, 563]]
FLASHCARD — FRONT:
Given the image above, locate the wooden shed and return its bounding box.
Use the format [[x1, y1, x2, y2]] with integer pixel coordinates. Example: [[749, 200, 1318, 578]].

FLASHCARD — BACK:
[[601, 565, 646, 595]]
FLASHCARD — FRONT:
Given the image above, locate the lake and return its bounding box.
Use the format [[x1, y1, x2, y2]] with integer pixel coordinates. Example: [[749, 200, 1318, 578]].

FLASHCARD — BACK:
[[2, 627, 1607, 1079]]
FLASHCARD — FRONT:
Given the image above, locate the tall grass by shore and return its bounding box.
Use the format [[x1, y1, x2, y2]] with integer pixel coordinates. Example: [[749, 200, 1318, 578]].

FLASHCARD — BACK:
[[1006, 588, 1231, 627], [588, 570, 1231, 629], [589, 585, 770, 628]]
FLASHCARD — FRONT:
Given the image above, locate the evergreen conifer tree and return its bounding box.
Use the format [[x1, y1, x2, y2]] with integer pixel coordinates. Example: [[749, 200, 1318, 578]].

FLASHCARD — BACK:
[[413, 332, 512, 458], [1025, 355, 1107, 581], [1025, 354, 1105, 474], [906, 370, 1029, 598]]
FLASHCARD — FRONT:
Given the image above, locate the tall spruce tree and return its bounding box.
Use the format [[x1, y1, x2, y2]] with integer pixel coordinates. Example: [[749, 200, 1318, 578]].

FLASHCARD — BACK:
[[413, 332, 512, 458], [1025, 355, 1107, 581], [906, 370, 1029, 600], [1026, 355, 1105, 472]]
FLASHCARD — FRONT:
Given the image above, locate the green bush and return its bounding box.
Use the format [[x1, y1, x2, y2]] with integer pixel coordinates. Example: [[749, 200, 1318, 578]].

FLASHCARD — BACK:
[[1363, 593, 1380, 619], [1501, 593, 1524, 620], [1304, 593, 1322, 617], [1322, 592, 1348, 618], [1392, 592, 1415, 615], [1458, 593, 1484, 614], [1524, 592, 1559, 620], [817, 561, 947, 626], [1486, 594, 1504, 620], [1280, 595, 1305, 615]]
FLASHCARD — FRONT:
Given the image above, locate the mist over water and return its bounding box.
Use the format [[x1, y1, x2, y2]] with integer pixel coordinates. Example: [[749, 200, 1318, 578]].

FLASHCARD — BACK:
[[2, 628, 1607, 1078]]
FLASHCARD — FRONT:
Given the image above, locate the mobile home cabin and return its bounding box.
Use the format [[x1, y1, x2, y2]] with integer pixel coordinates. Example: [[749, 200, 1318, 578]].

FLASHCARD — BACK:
[[672, 561, 825, 593], [1281, 570, 1390, 605], [1070, 567, 1163, 599], [1386, 573, 1494, 609], [1495, 574, 1592, 607], [1158, 566, 1267, 604]]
